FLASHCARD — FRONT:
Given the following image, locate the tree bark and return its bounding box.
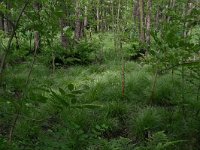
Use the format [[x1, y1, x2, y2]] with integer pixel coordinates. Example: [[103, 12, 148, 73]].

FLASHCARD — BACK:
[[133, 0, 139, 24], [84, 5, 88, 28], [0, 14, 4, 31], [60, 18, 68, 48], [139, 0, 145, 43], [33, 2, 41, 51], [4, 2, 12, 34], [146, 0, 152, 46], [74, 0, 82, 40], [96, 0, 100, 32]]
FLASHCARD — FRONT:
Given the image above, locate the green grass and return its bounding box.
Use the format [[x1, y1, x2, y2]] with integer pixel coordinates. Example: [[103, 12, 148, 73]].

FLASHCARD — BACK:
[[0, 61, 200, 150], [1, 55, 199, 150]]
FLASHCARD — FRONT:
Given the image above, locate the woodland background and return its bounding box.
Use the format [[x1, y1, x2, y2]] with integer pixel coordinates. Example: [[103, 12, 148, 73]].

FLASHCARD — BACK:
[[0, 0, 199, 149]]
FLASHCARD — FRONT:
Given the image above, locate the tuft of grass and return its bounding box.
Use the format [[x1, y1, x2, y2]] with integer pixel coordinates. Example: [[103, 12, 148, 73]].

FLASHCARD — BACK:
[[125, 69, 152, 102], [130, 107, 164, 140]]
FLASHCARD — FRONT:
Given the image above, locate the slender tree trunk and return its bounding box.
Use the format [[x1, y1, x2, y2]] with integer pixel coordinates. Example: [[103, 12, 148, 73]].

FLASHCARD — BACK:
[[60, 18, 68, 48], [146, 0, 152, 46], [111, 0, 117, 53], [34, 31, 40, 50], [0, 14, 4, 31], [139, 0, 145, 43], [75, 0, 82, 40], [4, 2, 12, 34], [111, 0, 115, 32], [117, 0, 121, 32], [84, 5, 88, 29], [96, 0, 100, 32], [59, 0, 69, 48], [133, 0, 139, 24], [33, 2, 40, 51], [101, 8, 105, 32], [116, 0, 121, 58]]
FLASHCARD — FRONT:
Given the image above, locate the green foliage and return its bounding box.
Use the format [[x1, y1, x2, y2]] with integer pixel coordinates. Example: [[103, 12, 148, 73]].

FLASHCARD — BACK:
[[50, 84, 102, 110], [132, 107, 163, 139], [135, 131, 184, 150], [0, 0, 199, 149], [87, 137, 134, 150]]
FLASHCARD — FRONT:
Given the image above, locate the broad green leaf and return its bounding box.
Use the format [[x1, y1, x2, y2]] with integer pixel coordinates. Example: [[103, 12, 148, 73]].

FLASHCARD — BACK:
[[51, 90, 69, 108]]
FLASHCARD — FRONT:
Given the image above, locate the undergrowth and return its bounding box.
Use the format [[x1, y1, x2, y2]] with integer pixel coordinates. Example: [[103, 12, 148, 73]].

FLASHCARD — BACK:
[[0, 59, 199, 150]]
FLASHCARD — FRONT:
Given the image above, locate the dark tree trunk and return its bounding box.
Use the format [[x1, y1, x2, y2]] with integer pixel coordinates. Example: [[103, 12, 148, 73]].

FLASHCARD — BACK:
[[4, 2, 12, 34], [0, 14, 4, 31], [74, 0, 82, 40], [60, 18, 68, 48], [133, 0, 139, 23]]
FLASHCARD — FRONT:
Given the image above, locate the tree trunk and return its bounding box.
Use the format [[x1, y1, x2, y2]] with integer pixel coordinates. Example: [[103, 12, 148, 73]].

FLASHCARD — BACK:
[[0, 14, 4, 31], [59, 0, 69, 48], [33, 2, 40, 51], [96, 0, 100, 32], [111, 0, 117, 53], [74, 0, 82, 40], [133, 0, 139, 24], [139, 0, 145, 43], [4, 2, 12, 34], [84, 6, 88, 28], [60, 18, 68, 48], [146, 0, 152, 46], [34, 31, 39, 50]]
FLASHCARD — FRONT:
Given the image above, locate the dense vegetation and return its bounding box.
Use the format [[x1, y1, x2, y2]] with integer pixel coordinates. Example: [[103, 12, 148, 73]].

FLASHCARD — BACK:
[[0, 0, 199, 149]]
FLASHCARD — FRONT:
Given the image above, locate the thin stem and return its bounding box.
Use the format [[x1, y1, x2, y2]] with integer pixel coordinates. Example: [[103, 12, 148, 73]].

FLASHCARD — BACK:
[[8, 108, 20, 143]]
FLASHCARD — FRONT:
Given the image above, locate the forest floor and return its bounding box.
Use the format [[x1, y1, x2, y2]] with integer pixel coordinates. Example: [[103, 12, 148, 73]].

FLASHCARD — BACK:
[[2, 59, 192, 149], [1, 34, 199, 149]]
